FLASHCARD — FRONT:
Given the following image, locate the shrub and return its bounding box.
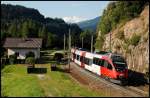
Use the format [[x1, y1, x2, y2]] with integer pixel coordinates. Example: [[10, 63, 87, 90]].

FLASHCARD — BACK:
[[25, 57, 35, 65], [53, 53, 64, 62], [129, 34, 141, 46], [116, 30, 124, 40], [26, 51, 35, 58], [98, 1, 148, 34], [144, 67, 149, 83], [95, 35, 104, 50], [9, 54, 17, 64]]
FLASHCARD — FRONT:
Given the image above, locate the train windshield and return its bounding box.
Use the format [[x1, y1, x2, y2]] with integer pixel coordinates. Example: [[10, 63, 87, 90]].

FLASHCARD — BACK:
[[112, 56, 127, 71]]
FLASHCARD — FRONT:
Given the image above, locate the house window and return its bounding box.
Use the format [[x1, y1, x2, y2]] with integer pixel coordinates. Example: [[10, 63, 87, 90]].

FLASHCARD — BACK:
[[15, 52, 19, 57]]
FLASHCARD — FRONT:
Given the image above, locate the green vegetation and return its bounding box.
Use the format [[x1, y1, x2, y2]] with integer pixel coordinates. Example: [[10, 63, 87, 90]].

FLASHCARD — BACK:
[[9, 54, 17, 64], [25, 57, 35, 65], [122, 44, 130, 53], [129, 34, 141, 46], [1, 64, 104, 97], [25, 51, 35, 58], [49, 50, 65, 56], [124, 34, 141, 46], [95, 35, 105, 50], [80, 29, 96, 50], [1, 4, 96, 56], [116, 30, 124, 40], [53, 53, 64, 62], [1, 4, 82, 50], [95, 1, 148, 49], [122, 33, 141, 53], [97, 1, 148, 34], [1, 65, 44, 97]]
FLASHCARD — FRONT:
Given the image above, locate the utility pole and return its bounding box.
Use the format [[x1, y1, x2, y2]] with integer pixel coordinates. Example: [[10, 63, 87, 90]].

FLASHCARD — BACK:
[[82, 37, 83, 48], [68, 27, 71, 72], [91, 35, 93, 53], [109, 32, 111, 52], [64, 34, 66, 52]]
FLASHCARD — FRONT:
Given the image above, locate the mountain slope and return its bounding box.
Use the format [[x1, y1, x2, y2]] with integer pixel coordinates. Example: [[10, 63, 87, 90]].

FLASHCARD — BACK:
[[95, 1, 149, 73], [77, 16, 100, 32], [1, 4, 82, 49], [1, 4, 45, 22]]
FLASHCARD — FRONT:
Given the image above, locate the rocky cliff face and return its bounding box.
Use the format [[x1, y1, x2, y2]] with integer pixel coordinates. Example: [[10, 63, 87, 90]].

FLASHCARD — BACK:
[[102, 5, 149, 73]]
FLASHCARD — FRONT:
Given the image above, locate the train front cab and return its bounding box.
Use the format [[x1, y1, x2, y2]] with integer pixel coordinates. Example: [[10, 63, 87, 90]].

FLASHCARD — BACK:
[[110, 54, 128, 85], [111, 62, 128, 85], [93, 55, 128, 85], [93, 56, 116, 79]]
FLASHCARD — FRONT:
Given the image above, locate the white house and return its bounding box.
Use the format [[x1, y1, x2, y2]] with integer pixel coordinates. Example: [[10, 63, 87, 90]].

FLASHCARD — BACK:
[[3, 38, 42, 59]]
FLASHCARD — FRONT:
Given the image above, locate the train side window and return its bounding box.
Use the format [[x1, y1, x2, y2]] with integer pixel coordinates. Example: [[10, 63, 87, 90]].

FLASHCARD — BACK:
[[104, 60, 108, 68], [93, 58, 95, 64], [78, 55, 80, 61], [93, 58, 99, 65], [76, 54, 77, 59], [104, 60, 112, 70], [99, 59, 104, 67], [107, 63, 112, 70], [98, 59, 101, 66], [89, 59, 92, 65], [84, 57, 91, 65], [85, 58, 88, 65], [76, 55, 80, 61], [93, 57, 104, 67], [80, 56, 83, 62]]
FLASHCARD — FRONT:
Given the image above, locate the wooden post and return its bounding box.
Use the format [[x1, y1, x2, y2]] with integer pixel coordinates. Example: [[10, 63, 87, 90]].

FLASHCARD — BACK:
[[68, 27, 71, 72], [64, 34, 66, 53], [82, 37, 83, 48], [91, 35, 93, 53], [109, 32, 111, 52]]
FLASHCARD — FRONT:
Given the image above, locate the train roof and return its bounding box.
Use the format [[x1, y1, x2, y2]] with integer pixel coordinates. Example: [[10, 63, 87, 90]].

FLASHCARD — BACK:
[[72, 48, 125, 61]]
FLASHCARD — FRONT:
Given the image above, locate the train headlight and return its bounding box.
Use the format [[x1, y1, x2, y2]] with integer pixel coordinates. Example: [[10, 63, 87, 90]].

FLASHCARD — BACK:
[[119, 74, 125, 79], [119, 74, 124, 76]]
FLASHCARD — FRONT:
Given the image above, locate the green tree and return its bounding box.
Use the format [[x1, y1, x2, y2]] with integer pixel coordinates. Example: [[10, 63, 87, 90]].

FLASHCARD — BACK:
[[95, 1, 148, 50], [22, 21, 29, 37], [8, 23, 17, 37], [80, 30, 96, 50], [38, 26, 47, 48], [46, 33, 54, 48]]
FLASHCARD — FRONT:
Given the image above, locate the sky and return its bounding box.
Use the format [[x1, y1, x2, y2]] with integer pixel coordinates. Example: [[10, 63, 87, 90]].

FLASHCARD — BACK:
[[1, 1, 110, 23]]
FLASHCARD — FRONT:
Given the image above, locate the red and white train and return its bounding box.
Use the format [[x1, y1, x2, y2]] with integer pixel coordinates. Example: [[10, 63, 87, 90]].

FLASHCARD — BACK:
[[71, 48, 128, 85]]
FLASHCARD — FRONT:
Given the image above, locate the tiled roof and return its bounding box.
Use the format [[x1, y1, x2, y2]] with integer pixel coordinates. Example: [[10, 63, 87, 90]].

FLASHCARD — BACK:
[[3, 38, 42, 48]]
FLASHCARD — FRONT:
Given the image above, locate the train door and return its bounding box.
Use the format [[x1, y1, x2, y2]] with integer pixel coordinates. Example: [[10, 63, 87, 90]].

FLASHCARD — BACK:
[[101, 60, 114, 78], [92, 64, 100, 75], [92, 57, 102, 75], [80, 52, 86, 68], [84, 53, 93, 72]]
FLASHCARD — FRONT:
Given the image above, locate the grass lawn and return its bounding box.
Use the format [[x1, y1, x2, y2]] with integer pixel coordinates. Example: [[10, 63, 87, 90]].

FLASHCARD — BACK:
[[1, 64, 104, 97]]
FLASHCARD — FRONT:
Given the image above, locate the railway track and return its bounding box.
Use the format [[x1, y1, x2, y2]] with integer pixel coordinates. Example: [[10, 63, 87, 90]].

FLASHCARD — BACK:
[[69, 62, 149, 97]]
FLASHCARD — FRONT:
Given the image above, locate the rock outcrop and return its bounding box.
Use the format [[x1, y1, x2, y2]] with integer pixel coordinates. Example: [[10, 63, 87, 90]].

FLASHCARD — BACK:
[[102, 5, 149, 73]]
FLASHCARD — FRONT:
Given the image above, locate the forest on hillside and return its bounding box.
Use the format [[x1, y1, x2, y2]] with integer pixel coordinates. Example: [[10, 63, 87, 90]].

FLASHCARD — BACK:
[[95, 1, 149, 50], [1, 4, 96, 57], [1, 4, 82, 49], [95, 1, 149, 73]]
